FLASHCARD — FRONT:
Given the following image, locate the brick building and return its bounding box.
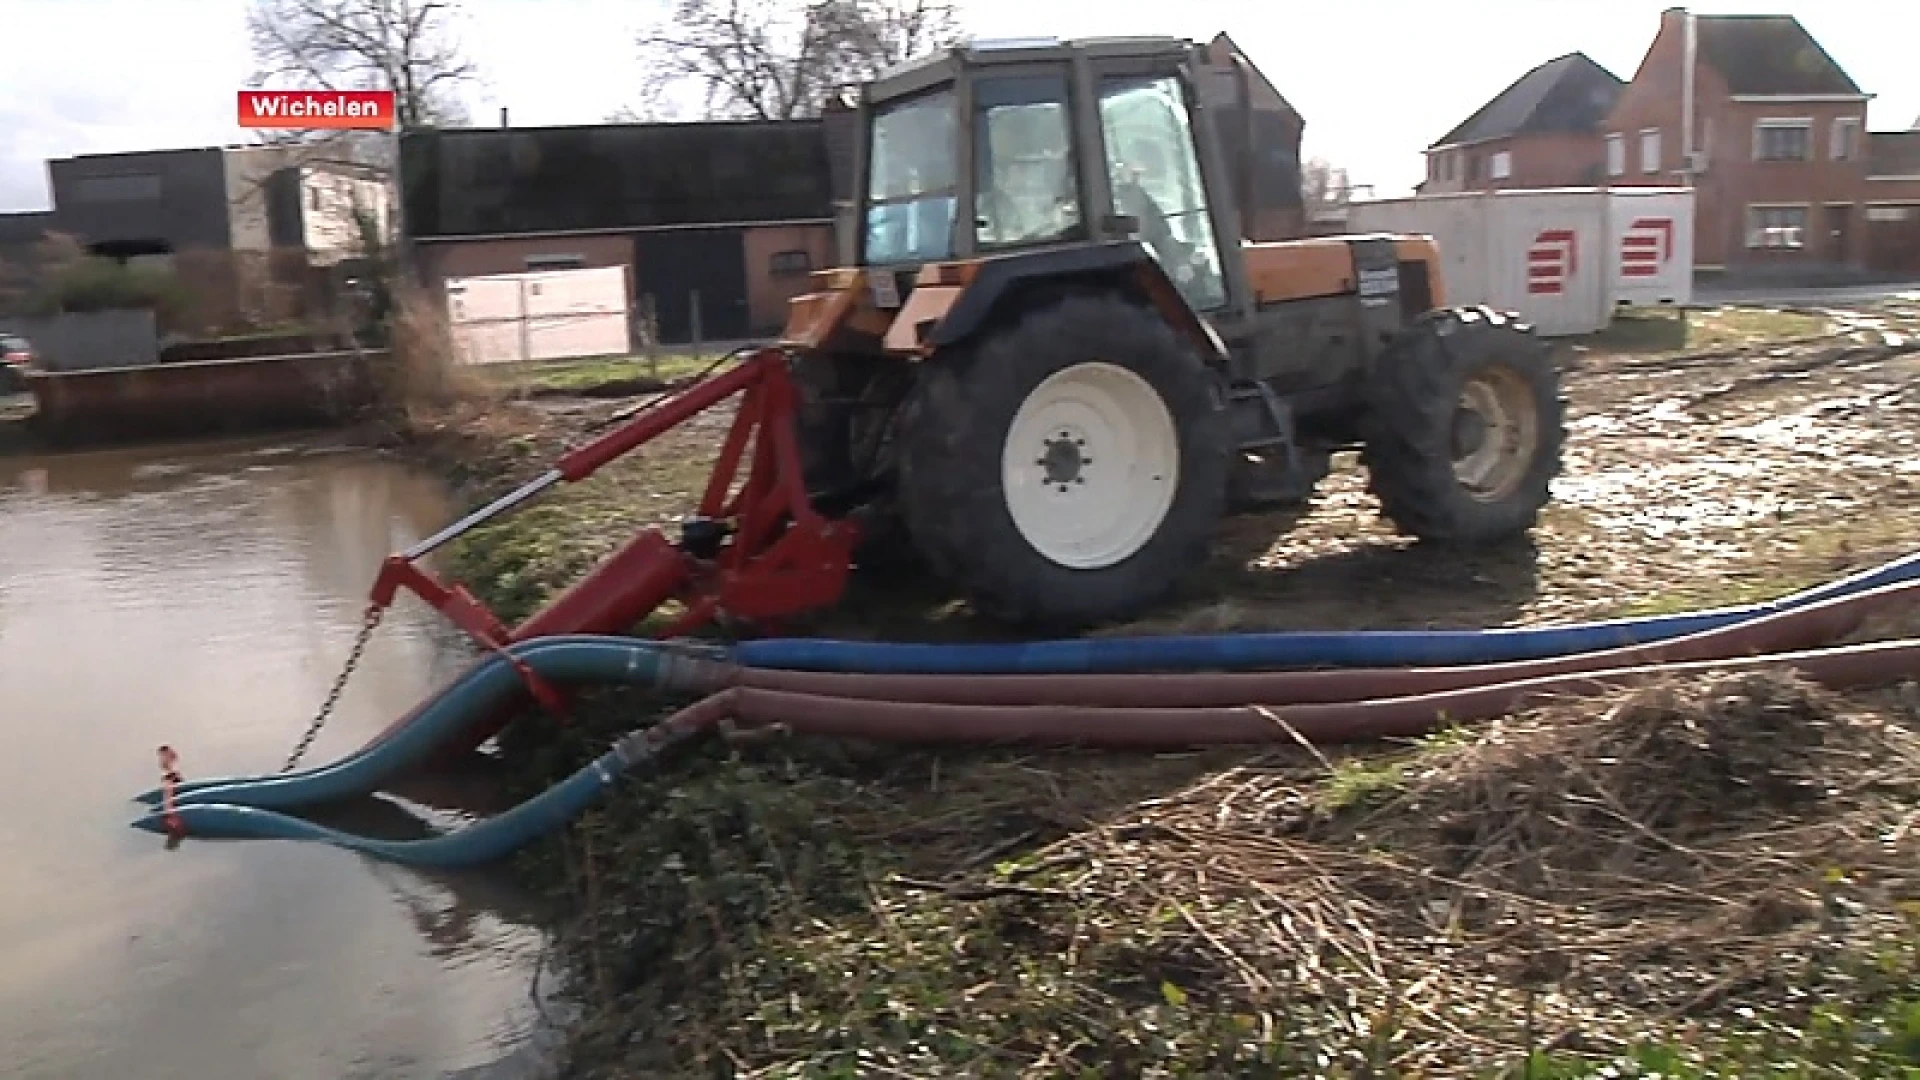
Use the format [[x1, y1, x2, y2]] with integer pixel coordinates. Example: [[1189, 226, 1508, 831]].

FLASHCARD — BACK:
[[405, 36, 1309, 344], [1422, 53, 1624, 194], [1605, 10, 1879, 275], [1196, 32, 1308, 240], [1864, 129, 1920, 273], [1426, 9, 1920, 280]]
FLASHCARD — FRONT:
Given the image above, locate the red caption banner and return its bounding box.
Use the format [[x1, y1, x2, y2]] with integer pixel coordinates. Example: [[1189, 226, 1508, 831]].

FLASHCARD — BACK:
[[238, 90, 396, 131]]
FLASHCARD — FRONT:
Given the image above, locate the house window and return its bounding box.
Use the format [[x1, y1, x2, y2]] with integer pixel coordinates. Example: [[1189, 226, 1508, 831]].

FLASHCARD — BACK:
[[1746, 205, 1809, 248], [1830, 118, 1861, 161], [1866, 206, 1914, 223], [524, 254, 585, 270], [1754, 119, 1812, 161], [1640, 128, 1661, 174], [1606, 133, 1625, 177], [1490, 150, 1512, 181], [769, 249, 812, 276]]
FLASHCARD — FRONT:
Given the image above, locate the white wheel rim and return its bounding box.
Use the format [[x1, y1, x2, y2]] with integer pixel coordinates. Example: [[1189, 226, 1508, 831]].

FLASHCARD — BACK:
[[1000, 360, 1180, 570], [1451, 365, 1541, 503]]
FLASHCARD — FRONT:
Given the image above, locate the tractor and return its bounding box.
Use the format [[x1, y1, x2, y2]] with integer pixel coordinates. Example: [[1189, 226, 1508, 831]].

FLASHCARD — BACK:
[[778, 35, 1566, 627]]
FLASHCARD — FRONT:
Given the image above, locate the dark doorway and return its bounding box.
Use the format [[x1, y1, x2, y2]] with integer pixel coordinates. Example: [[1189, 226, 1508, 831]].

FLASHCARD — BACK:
[[632, 228, 750, 344], [87, 238, 172, 261], [1824, 203, 1854, 266]]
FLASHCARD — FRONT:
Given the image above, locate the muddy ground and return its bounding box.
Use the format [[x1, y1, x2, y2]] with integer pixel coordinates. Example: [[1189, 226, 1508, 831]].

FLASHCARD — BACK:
[[416, 301, 1920, 1077]]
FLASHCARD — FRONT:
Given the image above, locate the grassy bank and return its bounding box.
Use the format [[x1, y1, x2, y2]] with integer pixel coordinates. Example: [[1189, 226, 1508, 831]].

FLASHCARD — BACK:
[[397, 304, 1920, 1077]]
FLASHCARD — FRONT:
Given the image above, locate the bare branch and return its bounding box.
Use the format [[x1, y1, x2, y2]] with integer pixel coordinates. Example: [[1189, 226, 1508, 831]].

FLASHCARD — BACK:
[[635, 0, 962, 122], [246, 0, 478, 130]]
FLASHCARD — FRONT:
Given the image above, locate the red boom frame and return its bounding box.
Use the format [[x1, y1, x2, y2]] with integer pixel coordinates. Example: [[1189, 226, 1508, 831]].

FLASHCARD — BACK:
[[363, 347, 861, 751]]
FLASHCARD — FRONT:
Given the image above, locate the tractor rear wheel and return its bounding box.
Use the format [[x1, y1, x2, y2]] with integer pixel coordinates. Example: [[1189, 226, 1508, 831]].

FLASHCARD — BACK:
[[1360, 306, 1564, 542], [897, 293, 1232, 627]]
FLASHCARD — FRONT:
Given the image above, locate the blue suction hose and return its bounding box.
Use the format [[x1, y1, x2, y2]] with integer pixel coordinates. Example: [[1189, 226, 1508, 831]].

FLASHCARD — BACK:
[[135, 550, 1920, 812], [128, 549, 1920, 868], [133, 636, 705, 809], [130, 717, 699, 869], [734, 550, 1920, 674]]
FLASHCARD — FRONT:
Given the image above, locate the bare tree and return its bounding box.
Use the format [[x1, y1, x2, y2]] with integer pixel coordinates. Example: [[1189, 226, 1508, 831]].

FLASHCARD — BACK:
[[632, 0, 961, 122], [246, 0, 478, 132], [1301, 157, 1353, 212]]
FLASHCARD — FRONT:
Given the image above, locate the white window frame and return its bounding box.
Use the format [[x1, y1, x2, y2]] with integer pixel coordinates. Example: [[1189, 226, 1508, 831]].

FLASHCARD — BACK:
[[1640, 128, 1661, 174], [1605, 133, 1625, 177], [1745, 203, 1810, 249], [1753, 118, 1813, 162], [1490, 149, 1512, 180], [1830, 117, 1861, 161]]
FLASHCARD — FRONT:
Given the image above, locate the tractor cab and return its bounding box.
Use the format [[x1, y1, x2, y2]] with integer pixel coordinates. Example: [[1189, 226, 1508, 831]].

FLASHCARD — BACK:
[[855, 36, 1242, 317]]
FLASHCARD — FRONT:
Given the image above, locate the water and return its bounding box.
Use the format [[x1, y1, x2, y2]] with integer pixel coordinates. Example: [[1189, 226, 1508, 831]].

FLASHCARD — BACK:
[[0, 436, 552, 1080]]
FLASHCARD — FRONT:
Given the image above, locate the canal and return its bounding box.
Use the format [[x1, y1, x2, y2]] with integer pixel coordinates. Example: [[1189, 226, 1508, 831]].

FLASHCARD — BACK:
[[0, 436, 552, 1080]]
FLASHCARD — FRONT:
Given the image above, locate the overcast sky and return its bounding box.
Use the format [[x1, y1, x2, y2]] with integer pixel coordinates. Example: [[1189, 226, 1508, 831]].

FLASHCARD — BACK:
[[4, 0, 1916, 213]]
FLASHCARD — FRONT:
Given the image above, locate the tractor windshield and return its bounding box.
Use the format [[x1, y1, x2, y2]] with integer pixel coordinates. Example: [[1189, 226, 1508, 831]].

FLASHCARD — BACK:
[[972, 74, 1083, 250], [1097, 75, 1228, 312], [863, 88, 959, 265]]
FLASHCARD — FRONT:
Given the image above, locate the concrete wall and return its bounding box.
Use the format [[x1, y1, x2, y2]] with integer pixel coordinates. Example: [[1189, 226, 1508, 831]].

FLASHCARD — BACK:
[[1, 309, 160, 371], [415, 232, 634, 289], [296, 165, 392, 263], [222, 146, 297, 253], [49, 148, 232, 253]]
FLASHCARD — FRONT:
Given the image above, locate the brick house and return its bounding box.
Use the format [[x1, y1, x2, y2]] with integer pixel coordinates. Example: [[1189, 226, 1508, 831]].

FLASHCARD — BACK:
[[1602, 8, 1920, 278], [1196, 32, 1309, 240], [1422, 53, 1624, 194], [1864, 130, 1920, 273]]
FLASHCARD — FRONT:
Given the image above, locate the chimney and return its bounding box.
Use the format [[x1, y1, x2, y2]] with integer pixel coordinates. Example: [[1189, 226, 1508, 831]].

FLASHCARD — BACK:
[[500, 107, 509, 128]]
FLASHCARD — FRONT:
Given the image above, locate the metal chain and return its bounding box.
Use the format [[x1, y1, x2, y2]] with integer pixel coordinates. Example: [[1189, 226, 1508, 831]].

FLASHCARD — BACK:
[[281, 603, 386, 773]]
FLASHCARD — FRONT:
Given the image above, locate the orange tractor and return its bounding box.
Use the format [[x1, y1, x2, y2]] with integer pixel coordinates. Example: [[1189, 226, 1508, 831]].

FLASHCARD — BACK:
[[368, 35, 1566, 749], [773, 35, 1565, 626]]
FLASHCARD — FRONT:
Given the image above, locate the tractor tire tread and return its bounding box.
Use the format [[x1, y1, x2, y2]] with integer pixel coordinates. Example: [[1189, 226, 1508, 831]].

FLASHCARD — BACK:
[[897, 292, 1231, 628], [1359, 306, 1566, 543]]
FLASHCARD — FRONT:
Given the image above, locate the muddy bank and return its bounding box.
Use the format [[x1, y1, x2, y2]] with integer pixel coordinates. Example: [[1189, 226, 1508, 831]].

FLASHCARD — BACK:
[[400, 303, 1920, 1077]]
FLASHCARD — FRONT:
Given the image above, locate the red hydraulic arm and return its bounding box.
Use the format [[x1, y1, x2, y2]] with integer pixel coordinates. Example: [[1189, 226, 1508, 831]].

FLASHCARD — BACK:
[[361, 347, 862, 752]]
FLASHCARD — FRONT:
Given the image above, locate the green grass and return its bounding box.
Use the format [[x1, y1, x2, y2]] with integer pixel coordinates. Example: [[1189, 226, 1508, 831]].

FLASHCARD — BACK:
[[420, 370, 1920, 1077], [1580, 307, 1833, 355], [480, 352, 717, 393]]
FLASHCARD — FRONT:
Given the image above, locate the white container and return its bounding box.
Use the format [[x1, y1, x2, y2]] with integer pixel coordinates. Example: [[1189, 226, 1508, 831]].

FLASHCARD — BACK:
[[445, 265, 632, 365], [1345, 187, 1694, 336]]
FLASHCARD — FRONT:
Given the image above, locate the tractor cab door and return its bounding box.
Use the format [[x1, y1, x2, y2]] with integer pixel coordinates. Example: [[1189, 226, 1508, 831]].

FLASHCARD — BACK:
[[1084, 59, 1235, 316], [968, 68, 1089, 254]]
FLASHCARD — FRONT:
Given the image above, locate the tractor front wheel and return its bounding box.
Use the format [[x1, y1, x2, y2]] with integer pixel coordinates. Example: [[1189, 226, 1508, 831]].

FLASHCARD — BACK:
[[1360, 306, 1565, 543], [897, 293, 1232, 627]]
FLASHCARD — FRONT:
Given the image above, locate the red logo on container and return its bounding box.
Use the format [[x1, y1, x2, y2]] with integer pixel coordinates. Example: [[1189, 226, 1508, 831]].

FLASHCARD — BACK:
[[1527, 229, 1579, 296], [1620, 217, 1675, 278], [238, 89, 397, 131]]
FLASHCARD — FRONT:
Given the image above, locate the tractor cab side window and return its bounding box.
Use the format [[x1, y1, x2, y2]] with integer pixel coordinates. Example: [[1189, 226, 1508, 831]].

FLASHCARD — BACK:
[[1097, 75, 1228, 312], [864, 88, 959, 265], [972, 74, 1083, 251]]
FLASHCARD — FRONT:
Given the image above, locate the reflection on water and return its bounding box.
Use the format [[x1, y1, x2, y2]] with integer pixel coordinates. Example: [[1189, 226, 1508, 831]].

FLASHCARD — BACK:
[[0, 435, 551, 1080]]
